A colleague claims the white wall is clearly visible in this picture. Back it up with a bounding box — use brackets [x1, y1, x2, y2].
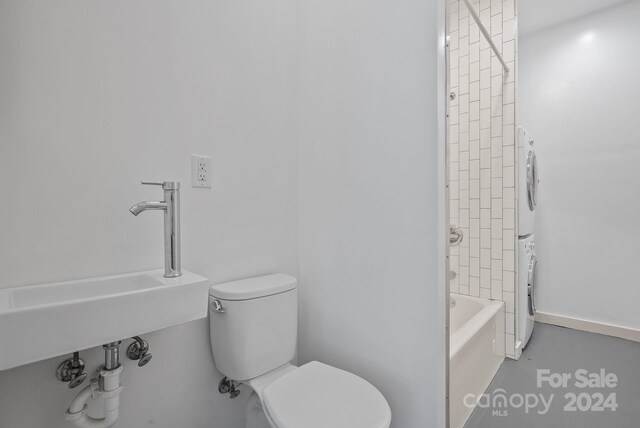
[0, 1, 446, 427]
[519, 0, 640, 330]
[0, 1, 298, 427]
[297, 0, 444, 427]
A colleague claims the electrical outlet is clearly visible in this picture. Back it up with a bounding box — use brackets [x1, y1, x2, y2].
[191, 154, 212, 188]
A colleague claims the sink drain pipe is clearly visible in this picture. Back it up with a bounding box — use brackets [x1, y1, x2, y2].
[66, 342, 124, 428]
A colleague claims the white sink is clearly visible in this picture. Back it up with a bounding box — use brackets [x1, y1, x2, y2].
[0, 270, 209, 371]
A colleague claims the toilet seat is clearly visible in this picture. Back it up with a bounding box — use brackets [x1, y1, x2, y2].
[258, 361, 391, 428]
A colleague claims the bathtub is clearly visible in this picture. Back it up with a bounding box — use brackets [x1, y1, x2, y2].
[449, 293, 505, 428]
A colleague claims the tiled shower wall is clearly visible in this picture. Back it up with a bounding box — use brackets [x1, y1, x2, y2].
[448, 0, 518, 359]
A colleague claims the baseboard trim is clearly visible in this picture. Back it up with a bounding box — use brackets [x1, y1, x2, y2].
[536, 312, 640, 343]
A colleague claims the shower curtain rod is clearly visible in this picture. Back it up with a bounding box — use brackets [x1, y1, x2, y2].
[461, 0, 509, 73]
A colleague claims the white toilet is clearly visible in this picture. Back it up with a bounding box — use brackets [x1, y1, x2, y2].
[209, 274, 392, 428]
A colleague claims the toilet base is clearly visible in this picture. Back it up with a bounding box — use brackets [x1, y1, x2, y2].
[246, 392, 271, 428]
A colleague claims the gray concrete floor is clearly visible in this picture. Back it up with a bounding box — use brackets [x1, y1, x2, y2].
[464, 323, 640, 428]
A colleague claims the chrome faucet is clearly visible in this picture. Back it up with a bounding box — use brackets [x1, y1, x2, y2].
[129, 181, 181, 278]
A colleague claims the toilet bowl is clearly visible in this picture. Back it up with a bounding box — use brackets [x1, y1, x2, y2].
[209, 274, 391, 428]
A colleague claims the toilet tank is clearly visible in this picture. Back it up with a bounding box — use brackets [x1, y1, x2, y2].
[209, 274, 298, 382]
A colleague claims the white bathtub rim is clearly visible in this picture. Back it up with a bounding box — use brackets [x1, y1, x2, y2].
[450, 294, 504, 359]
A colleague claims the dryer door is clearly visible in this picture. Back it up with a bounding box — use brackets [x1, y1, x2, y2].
[527, 255, 538, 316]
[526, 150, 538, 212]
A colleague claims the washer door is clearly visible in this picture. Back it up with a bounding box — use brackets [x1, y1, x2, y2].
[527, 255, 537, 316]
[526, 150, 538, 211]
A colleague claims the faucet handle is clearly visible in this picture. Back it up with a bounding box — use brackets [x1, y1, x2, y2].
[141, 181, 180, 190]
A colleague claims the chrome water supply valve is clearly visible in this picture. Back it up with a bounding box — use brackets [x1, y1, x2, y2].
[219, 377, 241, 399]
[57, 352, 88, 388]
[127, 336, 152, 367]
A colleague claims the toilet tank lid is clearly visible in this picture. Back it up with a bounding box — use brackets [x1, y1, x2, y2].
[209, 274, 297, 301]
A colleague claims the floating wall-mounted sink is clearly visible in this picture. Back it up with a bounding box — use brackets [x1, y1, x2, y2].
[0, 270, 209, 371]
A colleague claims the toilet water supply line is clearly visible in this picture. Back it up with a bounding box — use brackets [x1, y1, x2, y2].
[66, 342, 124, 428]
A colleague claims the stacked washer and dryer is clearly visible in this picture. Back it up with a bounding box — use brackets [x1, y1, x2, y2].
[517, 126, 538, 350]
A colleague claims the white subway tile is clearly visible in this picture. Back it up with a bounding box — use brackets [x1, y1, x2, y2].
[503, 250, 515, 271]
[470, 81, 480, 101]
[450, 13, 459, 31]
[491, 157, 503, 177]
[470, 42, 480, 63]
[492, 197, 502, 218]
[470, 60, 480, 82]
[480, 48, 491, 70]
[506, 313, 514, 334]
[480, 148, 491, 169]
[491, 218, 502, 238]
[459, 171, 469, 188]
[450, 180, 460, 200]
[470, 179, 480, 199]
[480, 129, 491, 149]
[491, 238, 502, 259]
[481, 230, 492, 249]
[491, 259, 503, 279]
[470, 255, 480, 275]
[480, 89, 490, 109]
[503, 187, 515, 208]
[503, 292, 515, 315]
[460, 151, 470, 171]
[470, 139, 480, 160]
[481, 249, 491, 269]
[460, 131, 470, 151]
[491, 0, 503, 14]
[470, 239, 481, 258]
[460, 208, 470, 227]
[450, 105, 459, 124]
[460, 266, 469, 285]
[480, 188, 491, 208]
[503, 103, 515, 125]
[502, 145, 515, 166]
[481, 268, 491, 287]
[470, 276, 480, 297]
[479, 109, 490, 130]
[504, 81, 515, 103]
[503, 208, 515, 229]
[503, 0, 514, 21]
[503, 271, 515, 293]
[491, 177, 502, 198]
[503, 124, 515, 146]
[470, 120, 480, 141]
[491, 75, 503, 97]
[470, 199, 480, 218]
[470, 159, 480, 179]
[469, 22, 480, 44]
[460, 73, 470, 95]
[459, 17, 469, 37]
[460, 190, 469, 207]
[502, 229, 515, 250]
[491, 279, 503, 299]
[480, 168, 491, 188]
[491, 13, 502, 35]
[503, 18, 515, 41]
[503, 166, 515, 187]
[470, 101, 480, 121]
[491, 136, 502, 157]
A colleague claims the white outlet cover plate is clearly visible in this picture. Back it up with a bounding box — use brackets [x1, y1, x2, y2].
[191, 154, 212, 188]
